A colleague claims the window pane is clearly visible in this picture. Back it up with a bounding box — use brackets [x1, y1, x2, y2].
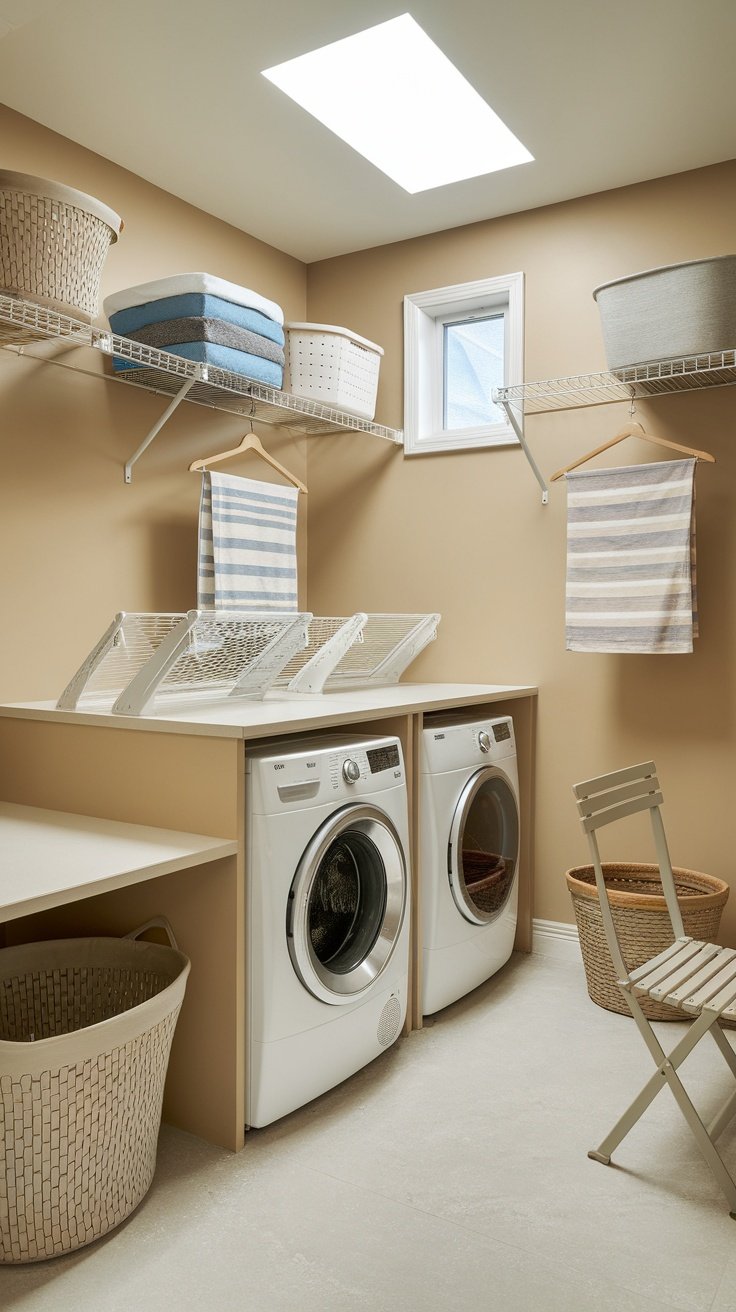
[443, 314, 505, 430]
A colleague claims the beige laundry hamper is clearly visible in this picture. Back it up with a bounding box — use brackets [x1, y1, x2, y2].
[566, 863, 729, 1020]
[0, 170, 122, 328]
[0, 919, 189, 1264]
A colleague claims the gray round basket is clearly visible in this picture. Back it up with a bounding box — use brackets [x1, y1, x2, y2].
[566, 862, 729, 1020]
[0, 919, 189, 1264]
[0, 170, 122, 325]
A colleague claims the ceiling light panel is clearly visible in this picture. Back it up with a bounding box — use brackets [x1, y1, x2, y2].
[262, 13, 533, 194]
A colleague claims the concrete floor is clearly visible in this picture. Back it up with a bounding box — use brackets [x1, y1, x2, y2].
[3, 950, 736, 1311]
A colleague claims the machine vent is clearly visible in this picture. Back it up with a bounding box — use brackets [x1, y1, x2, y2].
[377, 994, 402, 1047]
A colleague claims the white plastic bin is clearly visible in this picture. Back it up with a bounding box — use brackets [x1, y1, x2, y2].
[0, 919, 189, 1263]
[285, 322, 383, 419]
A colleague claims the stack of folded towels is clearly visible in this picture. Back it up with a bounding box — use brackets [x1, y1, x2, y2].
[103, 272, 285, 387]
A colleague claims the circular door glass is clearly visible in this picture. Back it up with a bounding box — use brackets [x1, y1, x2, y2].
[289, 805, 407, 1004]
[449, 769, 519, 925]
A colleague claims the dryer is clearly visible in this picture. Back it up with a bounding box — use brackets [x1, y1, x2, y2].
[420, 715, 520, 1015]
[245, 733, 411, 1127]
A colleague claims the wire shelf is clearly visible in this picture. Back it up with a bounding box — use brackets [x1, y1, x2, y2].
[0, 294, 403, 446]
[494, 351, 736, 415]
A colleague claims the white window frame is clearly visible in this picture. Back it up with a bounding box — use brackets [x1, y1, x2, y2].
[403, 272, 524, 456]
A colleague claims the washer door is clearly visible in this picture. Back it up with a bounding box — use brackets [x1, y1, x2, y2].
[448, 767, 519, 926]
[287, 804, 407, 1005]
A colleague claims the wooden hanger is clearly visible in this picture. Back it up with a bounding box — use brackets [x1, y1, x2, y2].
[550, 420, 715, 482]
[189, 426, 307, 494]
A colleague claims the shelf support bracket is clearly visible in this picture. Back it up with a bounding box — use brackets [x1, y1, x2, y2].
[498, 397, 549, 504]
[124, 378, 196, 483]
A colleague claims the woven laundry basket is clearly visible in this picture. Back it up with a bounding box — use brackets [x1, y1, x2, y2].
[0, 919, 189, 1264]
[566, 863, 729, 1020]
[0, 170, 122, 334]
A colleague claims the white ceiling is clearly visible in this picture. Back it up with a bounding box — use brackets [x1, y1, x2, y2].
[1, 0, 735, 263]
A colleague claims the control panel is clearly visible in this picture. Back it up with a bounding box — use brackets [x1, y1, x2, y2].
[421, 716, 516, 774]
[247, 735, 405, 813]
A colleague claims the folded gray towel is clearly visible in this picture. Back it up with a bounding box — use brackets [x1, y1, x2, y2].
[126, 316, 285, 366]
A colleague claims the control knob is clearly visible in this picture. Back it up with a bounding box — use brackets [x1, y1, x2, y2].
[477, 730, 491, 753]
[342, 758, 361, 783]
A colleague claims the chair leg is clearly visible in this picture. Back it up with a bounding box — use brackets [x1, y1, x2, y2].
[589, 996, 736, 1215]
[711, 1022, 736, 1079]
[589, 1064, 669, 1164]
[661, 1062, 736, 1215]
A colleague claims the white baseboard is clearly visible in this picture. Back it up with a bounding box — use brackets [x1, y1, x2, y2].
[532, 918, 581, 963]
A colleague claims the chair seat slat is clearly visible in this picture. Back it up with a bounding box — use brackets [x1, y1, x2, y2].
[700, 976, 736, 1019]
[628, 936, 693, 984]
[665, 947, 736, 1006]
[648, 943, 722, 1001]
[682, 956, 736, 1013]
[631, 940, 704, 994]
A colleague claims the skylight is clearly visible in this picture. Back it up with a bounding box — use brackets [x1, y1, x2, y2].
[262, 14, 533, 195]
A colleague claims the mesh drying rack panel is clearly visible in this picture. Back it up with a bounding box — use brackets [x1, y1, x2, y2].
[271, 615, 368, 695]
[319, 613, 441, 691]
[112, 611, 311, 715]
[57, 611, 312, 716]
[57, 613, 187, 711]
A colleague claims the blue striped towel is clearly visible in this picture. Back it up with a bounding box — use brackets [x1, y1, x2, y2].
[565, 458, 697, 654]
[198, 472, 299, 612]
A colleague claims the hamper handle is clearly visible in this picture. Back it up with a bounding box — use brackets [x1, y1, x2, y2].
[124, 916, 179, 950]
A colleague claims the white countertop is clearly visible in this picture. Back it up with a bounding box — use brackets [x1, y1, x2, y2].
[0, 682, 537, 739]
[0, 802, 238, 922]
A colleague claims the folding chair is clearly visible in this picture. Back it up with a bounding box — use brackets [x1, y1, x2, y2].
[573, 760, 736, 1217]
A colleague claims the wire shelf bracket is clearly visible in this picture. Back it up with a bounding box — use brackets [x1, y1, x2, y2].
[497, 399, 549, 504]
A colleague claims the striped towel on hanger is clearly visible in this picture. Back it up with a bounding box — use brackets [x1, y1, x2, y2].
[198, 471, 298, 612]
[565, 458, 697, 654]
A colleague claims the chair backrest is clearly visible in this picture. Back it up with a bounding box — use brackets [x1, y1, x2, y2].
[572, 761, 685, 982]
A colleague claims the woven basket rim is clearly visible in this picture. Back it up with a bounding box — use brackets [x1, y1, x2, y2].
[0, 169, 123, 240]
[566, 861, 729, 911]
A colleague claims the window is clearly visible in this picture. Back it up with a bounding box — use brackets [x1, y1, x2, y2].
[403, 272, 524, 455]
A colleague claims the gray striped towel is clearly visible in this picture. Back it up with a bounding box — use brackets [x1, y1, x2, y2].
[198, 471, 298, 612]
[565, 458, 697, 654]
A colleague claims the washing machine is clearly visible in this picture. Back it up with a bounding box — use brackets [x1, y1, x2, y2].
[421, 715, 520, 1015]
[245, 733, 411, 1127]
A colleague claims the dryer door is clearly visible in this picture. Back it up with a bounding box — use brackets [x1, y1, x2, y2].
[448, 767, 519, 926]
[288, 803, 407, 1005]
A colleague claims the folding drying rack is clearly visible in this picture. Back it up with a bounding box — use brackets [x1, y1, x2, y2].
[58, 610, 312, 716]
[57, 611, 440, 716]
[276, 613, 441, 693]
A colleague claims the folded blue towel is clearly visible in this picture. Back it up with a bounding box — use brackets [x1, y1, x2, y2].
[109, 293, 285, 347]
[113, 339, 284, 387]
[124, 316, 285, 366]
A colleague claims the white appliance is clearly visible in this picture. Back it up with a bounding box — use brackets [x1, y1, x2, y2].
[420, 715, 520, 1015]
[245, 733, 411, 1127]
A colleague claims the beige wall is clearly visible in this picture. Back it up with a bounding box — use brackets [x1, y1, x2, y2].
[3, 107, 736, 940]
[0, 106, 307, 701]
[306, 161, 736, 935]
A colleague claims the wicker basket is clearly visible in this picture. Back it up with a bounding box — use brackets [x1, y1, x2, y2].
[0, 920, 189, 1264]
[0, 170, 122, 328]
[566, 862, 729, 1020]
[462, 850, 512, 916]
